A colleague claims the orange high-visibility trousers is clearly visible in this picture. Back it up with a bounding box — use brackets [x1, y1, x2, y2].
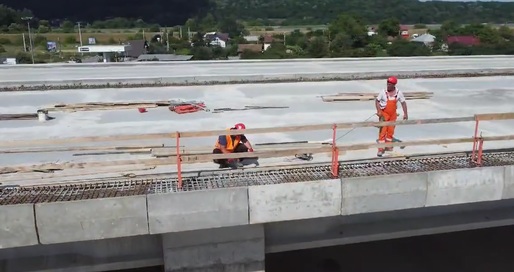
[378, 97, 398, 151]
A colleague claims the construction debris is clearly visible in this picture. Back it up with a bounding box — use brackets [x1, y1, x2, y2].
[321, 92, 433, 102]
[212, 105, 289, 113]
[169, 101, 208, 114]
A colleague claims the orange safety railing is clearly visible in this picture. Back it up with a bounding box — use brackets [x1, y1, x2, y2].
[1, 112, 514, 188]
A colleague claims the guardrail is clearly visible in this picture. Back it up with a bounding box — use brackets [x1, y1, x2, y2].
[1, 112, 514, 188]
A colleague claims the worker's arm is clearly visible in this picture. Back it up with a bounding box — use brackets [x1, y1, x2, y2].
[241, 135, 254, 151]
[217, 136, 230, 153]
[375, 92, 383, 116]
[399, 92, 408, 120]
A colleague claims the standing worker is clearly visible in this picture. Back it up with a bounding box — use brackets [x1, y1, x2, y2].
[375, 76, 408, 157]
[213, 123, 257, 168]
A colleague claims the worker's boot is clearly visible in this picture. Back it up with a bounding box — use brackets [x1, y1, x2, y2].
[377, 148, 385, 157]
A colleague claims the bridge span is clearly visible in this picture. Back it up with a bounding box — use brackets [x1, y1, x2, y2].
[0, 149, 514, 272]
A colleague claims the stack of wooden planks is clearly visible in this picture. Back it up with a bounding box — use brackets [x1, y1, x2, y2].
[45, 101, 173, 112]
[321, 91, 434, 102]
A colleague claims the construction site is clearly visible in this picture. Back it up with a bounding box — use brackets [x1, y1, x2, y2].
[1, 56, 514, 272]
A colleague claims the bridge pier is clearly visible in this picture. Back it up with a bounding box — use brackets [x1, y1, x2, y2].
[162, 225, 265, 272]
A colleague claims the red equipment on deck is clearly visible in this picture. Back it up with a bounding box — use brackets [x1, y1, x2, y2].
[169, 102, 206, 114]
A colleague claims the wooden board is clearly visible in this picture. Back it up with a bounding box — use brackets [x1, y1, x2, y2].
[321, 92, 434, 102]
[0, 113, 38, 121]
[45, 100, 172, 112]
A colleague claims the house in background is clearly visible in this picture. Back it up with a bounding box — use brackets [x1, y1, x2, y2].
[263, 35, 274, 50]
[399, 25, 409, 39]
[244, 35, 260, 42]
[124, 40, 146, 59]
[446, 36, 480, 46]
[411, 33, 436, 46]
[204, 32, 230, 48]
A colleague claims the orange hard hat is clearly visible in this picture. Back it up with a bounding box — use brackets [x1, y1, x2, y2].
[387, 76, 398, 85]
[234, 123, 246, 130]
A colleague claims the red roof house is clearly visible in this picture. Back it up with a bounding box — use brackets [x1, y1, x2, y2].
[446, 36, 480, 46]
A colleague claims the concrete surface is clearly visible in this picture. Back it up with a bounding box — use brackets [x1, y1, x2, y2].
[146, 188, 249, 234]
[248, 179, 342, 224]
[0, 204, 39, 249]
[341, 173, 428, 215]
[1, 56, 514, 86]
[425, 167, 504, 206]
[504, 165, 514, 199]
[35, 195, 149, 244]
[162, 225, 265, 272]
[2, 76, 514, 185]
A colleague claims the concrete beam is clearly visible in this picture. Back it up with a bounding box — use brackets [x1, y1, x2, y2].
[162, 224, 265, 272]
[503, 165, 514, 199]
[146, 187, 249, 234]
[248, 179, 342, 224]
[35, 196, 149, 244]
[341, 173, 428, 215]
[0, 204, 39, 249]
[425, 167, 504, 207]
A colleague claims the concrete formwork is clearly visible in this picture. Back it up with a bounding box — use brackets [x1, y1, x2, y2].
[0, 204, 39, 249]
[503, 165, 514, 199]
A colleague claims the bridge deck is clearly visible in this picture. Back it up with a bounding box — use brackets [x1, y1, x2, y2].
[1, 149, 513, 205]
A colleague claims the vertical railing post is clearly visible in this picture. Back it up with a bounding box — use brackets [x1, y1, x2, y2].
[471, 119, 480, 163]
[477, 136, 484, 166]
[176, 131, 183, 189]
[331, 124, 339, 178]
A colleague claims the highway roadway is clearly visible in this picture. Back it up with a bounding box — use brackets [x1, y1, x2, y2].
[1, 56, 514, 84]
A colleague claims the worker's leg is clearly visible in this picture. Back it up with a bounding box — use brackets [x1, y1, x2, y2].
[212, 148, 230, 168]
[234, 143, 258, 161]
[385, 114, 397, 151]
[377, 114, 389, 156]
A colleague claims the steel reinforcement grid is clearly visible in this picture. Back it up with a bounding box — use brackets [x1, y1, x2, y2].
[1, 150, 514, 205]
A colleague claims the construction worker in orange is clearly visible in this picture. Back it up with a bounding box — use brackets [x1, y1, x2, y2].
[213, 123, 257, 168]
[375, 76, 408, 157]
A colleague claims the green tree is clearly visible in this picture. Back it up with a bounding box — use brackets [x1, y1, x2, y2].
[61, 20, 75, 33]
[307, 36, 328, 58]
[378, 18, 400, 37]
[328, 13, 368, 48]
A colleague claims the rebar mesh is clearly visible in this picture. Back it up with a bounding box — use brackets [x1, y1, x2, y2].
[1, 151, 513, 205]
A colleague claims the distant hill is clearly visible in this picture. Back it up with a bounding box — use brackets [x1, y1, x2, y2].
[214, 0, 514, 24]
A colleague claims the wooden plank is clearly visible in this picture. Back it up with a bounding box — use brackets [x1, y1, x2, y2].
[0, 146, 334, 175]
[0, 145, 166, 154]
[0, 113, 38, 121]
[45, 100, 172, 112]
[475, 112, 514, 121]
[2, 113, 513, 148]
[321, 92, 434, 102]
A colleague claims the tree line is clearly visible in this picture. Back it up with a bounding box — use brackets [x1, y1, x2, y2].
[3, 0, 514, 31]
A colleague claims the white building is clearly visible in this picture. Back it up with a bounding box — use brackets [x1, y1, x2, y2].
[77, 45, 132, 62]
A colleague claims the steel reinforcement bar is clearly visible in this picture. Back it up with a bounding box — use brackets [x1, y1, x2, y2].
[1, 149, 514, 205]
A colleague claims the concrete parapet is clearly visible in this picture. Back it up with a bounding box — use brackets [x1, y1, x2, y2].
[502, 165, 514, 199]
[0, 204, 39, 249]
[35, 195, 149, 244]
[162, 224, 265, 272]
[425, 167, 504, 207]
[248, 179, 342, 224]
[341, 173, 428, 215]
[147, 187, 249, 234]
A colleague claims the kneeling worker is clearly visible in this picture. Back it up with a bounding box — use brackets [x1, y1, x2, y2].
[213, 123, 256, 168]
[375, 76, 408, 157]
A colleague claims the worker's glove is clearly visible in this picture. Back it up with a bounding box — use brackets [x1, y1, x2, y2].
[403, 114, 408, 120]
[248, 148, 254, 152]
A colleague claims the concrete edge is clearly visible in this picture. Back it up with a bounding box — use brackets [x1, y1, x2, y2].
[2, 68, 514, 90]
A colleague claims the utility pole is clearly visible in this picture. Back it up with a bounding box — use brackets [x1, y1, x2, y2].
[21, 17, 35, 64]
[77, 22, 83, 46]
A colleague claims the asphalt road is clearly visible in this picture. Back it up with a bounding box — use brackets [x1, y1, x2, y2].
[1, 56, 514, 83]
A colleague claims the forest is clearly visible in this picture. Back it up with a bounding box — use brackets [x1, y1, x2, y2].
[2, 0, 514, 28]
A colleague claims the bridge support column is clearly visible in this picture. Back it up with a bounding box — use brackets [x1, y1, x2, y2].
[162, 224, 265, 272]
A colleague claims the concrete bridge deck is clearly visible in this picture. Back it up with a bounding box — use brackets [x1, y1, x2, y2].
[0, 150, 513, 271]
